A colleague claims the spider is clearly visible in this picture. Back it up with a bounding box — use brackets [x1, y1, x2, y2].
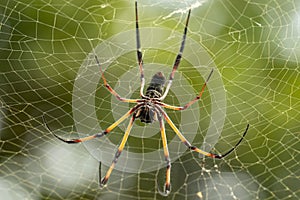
[43, 1, 249, 196]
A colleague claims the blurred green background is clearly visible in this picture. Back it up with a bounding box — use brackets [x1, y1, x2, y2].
[0, 0, 299, 199]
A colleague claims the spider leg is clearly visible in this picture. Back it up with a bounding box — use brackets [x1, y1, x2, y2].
[135, 1, 146, 98]
[95, 55, 143, 103]
[156, 106, 249, 158]
[157, 69, 214, 111]
[98, 161, 102, 187]
[159, 9, 191, 101]
[157, 113, 171, 196]
[43, 104, 141, 144]
[100, 115, 135, 187]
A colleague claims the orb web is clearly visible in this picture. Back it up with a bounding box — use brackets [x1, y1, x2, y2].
[1, 0, 300, 199]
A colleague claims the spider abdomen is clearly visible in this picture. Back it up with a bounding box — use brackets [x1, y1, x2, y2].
[144, 72, 166, 99]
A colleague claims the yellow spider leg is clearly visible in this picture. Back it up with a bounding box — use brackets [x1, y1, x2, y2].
[158, 106, 249, 158]
[44, 104, 141, 144]
[100, 115, 135, 187]
[161, 109, 214, 157]
[158, 115, 171, 195]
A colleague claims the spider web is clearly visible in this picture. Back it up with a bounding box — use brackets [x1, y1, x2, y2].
[1, 0, 300, 199]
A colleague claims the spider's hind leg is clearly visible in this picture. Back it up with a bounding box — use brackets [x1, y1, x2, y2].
[159, 9, 191, 101]
[135, 1, 146, 98]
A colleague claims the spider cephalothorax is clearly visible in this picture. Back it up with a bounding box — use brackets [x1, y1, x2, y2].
[43, 1, 249, 196]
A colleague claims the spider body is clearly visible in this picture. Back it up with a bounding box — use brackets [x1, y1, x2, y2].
[43, 1, 249, 196]
[136, 72, 166, 123]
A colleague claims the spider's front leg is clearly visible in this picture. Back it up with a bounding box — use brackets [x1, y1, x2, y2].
[100, 115, 136, 187]
[155, 105, 249, 159]
[157, 112, 171, 196]
[43, 104, 141, 144]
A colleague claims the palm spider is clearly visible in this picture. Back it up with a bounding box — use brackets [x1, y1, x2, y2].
[43, 1, 249, 195]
